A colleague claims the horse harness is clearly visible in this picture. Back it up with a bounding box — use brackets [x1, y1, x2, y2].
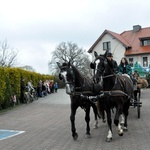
[71, 74, 130, 104]
[61, 64, 130, 103]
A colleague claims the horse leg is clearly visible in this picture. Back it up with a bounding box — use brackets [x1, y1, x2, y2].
[97, 99, 106, 123]
[85, 103, 91, 138]
[70, 104, 78, 140]
[122, 101, 130, 131]
[106, 109, 113, 142]
[91, 103, 98, 129]
[120, 114, 125, 125]
[101, 108, 106, 123]
[114, 106, 124, 136]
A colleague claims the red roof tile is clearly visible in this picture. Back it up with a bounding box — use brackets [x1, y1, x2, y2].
[107, 30, 131, 47]
[121, 27, 150, 55]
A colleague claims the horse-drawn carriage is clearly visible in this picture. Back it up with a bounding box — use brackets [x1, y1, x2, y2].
[131, 70, 149, 118]
[57, 50, 145, 142]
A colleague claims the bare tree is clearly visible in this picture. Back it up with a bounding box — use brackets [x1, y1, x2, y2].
[0, 40, 18, 67]
[20, 65, 36, 72]
[49, 41, 92, 77]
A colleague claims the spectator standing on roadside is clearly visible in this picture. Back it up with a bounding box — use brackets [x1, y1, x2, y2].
[49, 81, 54, 93]
[27, 80, 34, 92]
[54, 82, 58, 93]
[42, 81, 47, 97]
[20, 78, 26, 103]
[37, 80, 42, 97]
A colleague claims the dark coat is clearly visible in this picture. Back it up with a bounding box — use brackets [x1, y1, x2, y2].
[108, 59, 118, 73]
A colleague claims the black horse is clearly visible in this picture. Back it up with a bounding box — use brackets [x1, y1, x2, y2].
[90, 51, 134, 142]
[57, 61, 102, 140]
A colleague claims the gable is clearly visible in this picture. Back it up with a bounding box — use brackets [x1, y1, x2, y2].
[88, 30, 130, 53]
[89, 33, 125, 64]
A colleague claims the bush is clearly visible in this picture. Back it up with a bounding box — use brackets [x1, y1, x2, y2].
[0, 67, 54, 110]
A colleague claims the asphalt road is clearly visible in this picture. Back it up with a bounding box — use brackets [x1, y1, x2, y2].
[0, 88, 150, 150]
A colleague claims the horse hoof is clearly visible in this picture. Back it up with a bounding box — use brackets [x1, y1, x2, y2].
[103, 119, 106, 123]
[93, 124, 98, 129]
[73, 133, 78, 140]
[118, 132, 124, 136]
[106, 137, 112, 142]
[123, 127, 128, 132]
[120, 123, 124, 126]
[85, 134, 91, 139]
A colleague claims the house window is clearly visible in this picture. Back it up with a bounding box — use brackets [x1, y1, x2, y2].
[141, 39, 150, 46]
[103, 42, 111, 50]
[143, 57, 148, 67]
[129, 58, 133, 67]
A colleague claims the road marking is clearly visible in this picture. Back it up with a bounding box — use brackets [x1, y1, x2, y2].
[0, 129, 25, 141]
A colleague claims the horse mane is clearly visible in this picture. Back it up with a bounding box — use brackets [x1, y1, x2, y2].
[62, 62, 68, 67]
[70, 64, 83, 76]
[71, 64, 85, 83]
[70, 64, 93, 86]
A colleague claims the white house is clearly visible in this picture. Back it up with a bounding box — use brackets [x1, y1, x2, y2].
[88, 25, 150, 70]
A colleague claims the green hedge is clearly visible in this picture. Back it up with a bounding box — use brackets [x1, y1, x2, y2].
[0, 68, 5, 107]
[0, 67, 54, 109]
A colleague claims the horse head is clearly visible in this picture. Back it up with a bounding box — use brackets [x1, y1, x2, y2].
[57, 61, 75, 94]
[90, 50, 114, 84]
[133, 71, 140, 80]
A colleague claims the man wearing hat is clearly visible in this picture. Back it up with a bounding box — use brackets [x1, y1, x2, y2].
[106, 52, 118, 73]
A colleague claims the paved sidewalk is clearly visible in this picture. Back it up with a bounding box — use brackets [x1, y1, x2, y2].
[0, 89, 150, 150]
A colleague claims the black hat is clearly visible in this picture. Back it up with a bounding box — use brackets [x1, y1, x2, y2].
[106, 52, 113, 57]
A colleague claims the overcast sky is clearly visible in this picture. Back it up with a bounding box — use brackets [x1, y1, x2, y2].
[0, 0, 149, 74]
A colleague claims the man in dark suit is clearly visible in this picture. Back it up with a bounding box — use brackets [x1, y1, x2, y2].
[106, 52, 118, 73]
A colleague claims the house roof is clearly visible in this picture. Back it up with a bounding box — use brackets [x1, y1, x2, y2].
[88, 26, 150, 56]
[121, 27, 150, 55]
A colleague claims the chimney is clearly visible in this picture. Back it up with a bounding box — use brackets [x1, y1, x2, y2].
[133, 25, 141, 32]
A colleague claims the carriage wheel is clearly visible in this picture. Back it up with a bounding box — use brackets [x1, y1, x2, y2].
[136, 96, 140, 119]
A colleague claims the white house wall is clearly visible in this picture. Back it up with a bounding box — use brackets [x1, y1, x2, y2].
[129, 54, 150, 67]
[91, 33, 125, 65]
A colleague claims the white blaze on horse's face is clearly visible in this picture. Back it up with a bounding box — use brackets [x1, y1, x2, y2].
[95, 59, 100, 75]
[61, 71, 67, 83]
[60, 70, 74, 94]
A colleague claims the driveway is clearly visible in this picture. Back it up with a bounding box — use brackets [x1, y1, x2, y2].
[0, 88, 150, 150]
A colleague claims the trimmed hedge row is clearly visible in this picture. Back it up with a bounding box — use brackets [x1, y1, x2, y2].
[0, 67, 54, 109]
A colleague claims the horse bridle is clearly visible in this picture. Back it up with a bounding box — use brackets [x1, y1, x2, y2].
[94, 56, 118, 92]
[60, 65, 75, 85]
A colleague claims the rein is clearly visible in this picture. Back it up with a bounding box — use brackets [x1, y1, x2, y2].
[103, 74, 115, 79]
[64, 81, 74, 85]
[102, 74, 118, 95]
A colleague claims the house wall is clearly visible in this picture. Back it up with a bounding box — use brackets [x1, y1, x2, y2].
[90, 34, 125, 65]
[127, 54, 150, 67]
